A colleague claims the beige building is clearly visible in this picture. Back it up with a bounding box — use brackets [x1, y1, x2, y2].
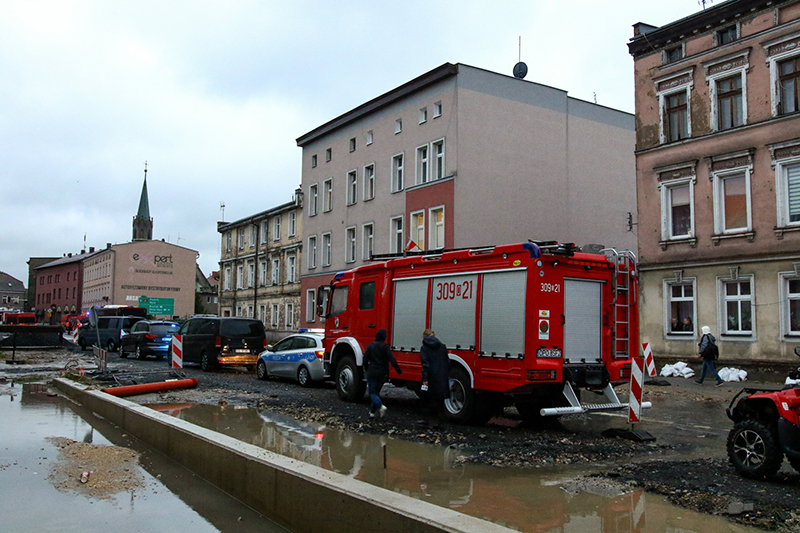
[629, 0, 800, 363]
[297, 62, 637, 328]
[82, 240, 198, 318]
[217, 192, 303, 342]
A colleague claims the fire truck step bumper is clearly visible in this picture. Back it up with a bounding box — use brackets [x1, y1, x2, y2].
[539, 382, 652, 417]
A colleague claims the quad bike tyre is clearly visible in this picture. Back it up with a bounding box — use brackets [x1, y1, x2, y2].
[727, 419, 783, 479]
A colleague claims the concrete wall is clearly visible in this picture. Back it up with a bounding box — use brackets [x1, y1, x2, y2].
[54, 378, 513, 533]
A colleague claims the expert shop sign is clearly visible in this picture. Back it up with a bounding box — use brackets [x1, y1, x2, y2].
[130, 252, 174, 274]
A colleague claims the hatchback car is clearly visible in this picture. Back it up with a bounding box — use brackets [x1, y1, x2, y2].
[175, 316, 266, 371]
[256, 333, 327, 387]
[120, 320, 180, 360]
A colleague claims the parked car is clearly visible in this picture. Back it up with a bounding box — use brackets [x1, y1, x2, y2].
[174, 316, 266, 372]
[120, 320, 180, 360]
[77, 315, 144, 352]
[256, 332, 327, 387]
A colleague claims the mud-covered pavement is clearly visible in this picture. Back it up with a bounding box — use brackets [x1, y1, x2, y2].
[4, 346, 800, 531]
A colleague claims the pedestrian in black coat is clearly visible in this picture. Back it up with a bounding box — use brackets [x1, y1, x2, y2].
[420, 329, 450, 418]
[363, 328, 402, 418]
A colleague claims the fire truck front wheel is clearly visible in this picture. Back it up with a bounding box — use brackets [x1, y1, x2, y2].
[336, 356, 366, 402]
[444, 366, 476, 424]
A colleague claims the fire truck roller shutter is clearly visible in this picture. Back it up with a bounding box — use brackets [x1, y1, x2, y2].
[480, 270, 526, 357]
[563, 279, 603, 364]
[392, 279, 428, 350]
[430, 274, 478, 350]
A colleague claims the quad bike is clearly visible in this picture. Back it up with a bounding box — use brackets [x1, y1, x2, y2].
[726, 347, 800, 478]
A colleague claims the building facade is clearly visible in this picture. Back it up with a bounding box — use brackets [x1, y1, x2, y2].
[217, 192, 303, 342]
[296, 63, 637, 328]
[0, 271, 26, 311]
[629, 0, 800, 363]
[25, 257, 57, 312]
[33, 250, 98, 323]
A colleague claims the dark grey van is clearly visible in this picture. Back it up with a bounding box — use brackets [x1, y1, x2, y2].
[176, 316, 266, 372]
[77, 315, 144, 352]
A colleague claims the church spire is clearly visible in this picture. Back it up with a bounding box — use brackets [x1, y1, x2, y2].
[132, 162, 153, 241]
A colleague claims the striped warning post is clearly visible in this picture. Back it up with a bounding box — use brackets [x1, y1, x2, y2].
[628, 356, 645, 423]
[171, 335, 183, 369]
[72, 328, 79, 344]
[641, 342, 656, 377]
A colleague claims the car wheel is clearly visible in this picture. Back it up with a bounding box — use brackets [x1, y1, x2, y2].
[136, 346, 146, 360]
[297, 366, 312, 388]
[119, 345, 128, 358]
[727, 419, 783, 479]
[443, 366, 477, 424]
[106, 339, 116, 352]
[201, 352, 215, 372]
[335, 356, 365, 402]
[78, 338, 87, 351]
[256, 360, 269, 380]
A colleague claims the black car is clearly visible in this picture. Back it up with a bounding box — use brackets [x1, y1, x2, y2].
[77, 315, 144, 352]
[120, 320, 180, 360]
[174, 316, 266, 372]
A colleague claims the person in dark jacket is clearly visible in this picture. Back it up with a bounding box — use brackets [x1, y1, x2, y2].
[420, 329, 450, 418]
[696, 325, 724, 386]
[363, 328, 402, 418]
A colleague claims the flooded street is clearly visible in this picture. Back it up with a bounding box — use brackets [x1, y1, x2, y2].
[0, 381, 287, 533]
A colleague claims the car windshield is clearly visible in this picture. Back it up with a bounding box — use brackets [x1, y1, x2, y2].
[150, 324, 180, 335]
[221, 320, 265, 337]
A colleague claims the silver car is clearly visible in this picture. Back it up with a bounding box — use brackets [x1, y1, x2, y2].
[256, 333, 327, 387]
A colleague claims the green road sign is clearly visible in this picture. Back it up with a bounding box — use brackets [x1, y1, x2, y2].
[138, 297, 175, 316]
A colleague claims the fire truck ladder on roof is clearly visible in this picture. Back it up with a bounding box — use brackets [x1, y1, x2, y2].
[602, 248, 636, 360]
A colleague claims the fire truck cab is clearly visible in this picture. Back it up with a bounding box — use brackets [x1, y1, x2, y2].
[318, 242, 638, 424]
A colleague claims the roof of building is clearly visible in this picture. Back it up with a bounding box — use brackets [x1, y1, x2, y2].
[217, 197, 300, 233]
[136, 176, 151, 221]
[36, 250, 102, 270]
[0, 271, 25, 291]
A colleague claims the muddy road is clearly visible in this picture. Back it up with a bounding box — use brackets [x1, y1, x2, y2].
[3, 346, 800, 531]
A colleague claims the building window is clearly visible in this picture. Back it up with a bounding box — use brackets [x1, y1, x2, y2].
[236, 305, 242, 317]
[271, 258, 280, 285]
[429, 206, 445, 249]
[287, 255, 296, 283]
[272, 215, 281, 241]
[779, 57, 800, 115]
[392, 154, 404, 192]
[366, 130, 373, 145]
[419, 107, 427, 124]
[224, 267, 231, 290]
[345, 227, 356, 263]
[285, 303, 295, 328]
[259, 260, 267, 285]
[364, 164, 375, 200]
[288, 211, 296, 237]
[660, 178, 694, 240]
[434, 101, 442, 118]
[775, 159, 800, 227]
[410, 211, 425, 251]
[259, 305, 266, 323]
[347, 170, 357, 205]
[666, 279, 695, 335]
[311, 154, 317, 168]
[663, 45, 683, 65]
[236, 264, 244, 289]
[656, 70, 693, 144]
[665, 91, 688, 142]
[226, 232, 232, 252]
[271, 304, 279, 327]
[781, 272, 800, 336]
[432, 139, 445, 180]
[720, 277, 753, 335]
[349, 137, 356, 152]
[717, 25, 737, 46]
[713, 170, 751, 234]
[248, 305, 253, 318]
[395, 118, 402, 134]
[261, 220, 268, 243]
[309, 184, 318, 216]
[323, 179, 333, 212]
[362, 223, 374, 260]
[390, 216, 403, 254]
[238, 228, 245, 250]
[308, 236, 317, 269]
[250, 226, 256, 248]
[714, 73, 744, 131]
[306, 289, 317, 323]
[247, 261, 255, 288]
[416, 144, 429, 184]
[325, 148, 332, 162]
[322, 233, 332, 266]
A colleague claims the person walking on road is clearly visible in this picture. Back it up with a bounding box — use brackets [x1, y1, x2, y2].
[420, 329, 450, 420]
[363, 328, 402, 419]
[696, 325, 724, 386]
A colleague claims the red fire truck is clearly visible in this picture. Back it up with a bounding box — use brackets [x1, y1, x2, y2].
[317, 241, 639, 424]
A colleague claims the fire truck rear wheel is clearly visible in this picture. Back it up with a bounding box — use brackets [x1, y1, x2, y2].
[336, 355, 366, 402]
[443, 366, 476, 424]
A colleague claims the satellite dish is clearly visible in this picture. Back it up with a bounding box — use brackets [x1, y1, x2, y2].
[513, 62, 528, 79]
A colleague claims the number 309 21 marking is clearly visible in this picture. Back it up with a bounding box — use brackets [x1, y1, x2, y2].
[540, 283, 561, 293]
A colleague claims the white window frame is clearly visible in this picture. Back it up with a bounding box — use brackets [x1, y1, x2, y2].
[250, 225, 256, 248]
[346, 170, 357, 205]
[712, 167, 752, 235]
[247, 261, 255, 288]
[306, 288, 317, 323]
[288, 211, 296, 237]
[270, 304, 279, 327]
[780, 268, 800, 337]
[272, 215, 281, 241]
[307, 236, 317, 269]
[322, 232, 332, 266]
[432, 138, 445, 180]
[366, 130, 373, 145]
[363, 164, 375, 201]
[287, 255, 296, 283]
[655, 68, 693, 144]
[285, 302, 294, 328]
[390, 216, 403, 254]
[659, 175, 696, 241]
[238, 228, 245, 250]
[311, 154, 317, 168]
[259, 304, 266, 323]
[349, 137, 356, 152]
[247, 305, 253, 318]
[261, 220, 268, 243]
[345, 226, 357, 263]
[362, 223, 374, 261]
[309, 184, 319, 216]
[775, 155, 800, 228]
[323, 178, 333, 212]
[236, 263, 244, 289]
[271, 258, 280, 285]
[225, 232, 232, 252]
[706, 52, 748, 132]
[410, 210, 425, 251]
[259, 260, 267, 286]
[416, 144, 429, 185]
[325, 148, 331, 162]
[419, 107, 428, 124]
[764, 31, 800, 117]
[663, 277, 696, 336]
[391, 153, 404, 192]
[429, 206, 445, 250]
[395, 118, 402, 134]
[224, 266, 231, 291]
[434, 101, 442, 118]
[717, 274, 755, 337]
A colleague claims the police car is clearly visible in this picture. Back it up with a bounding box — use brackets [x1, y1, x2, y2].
[256, 330, 327, 387]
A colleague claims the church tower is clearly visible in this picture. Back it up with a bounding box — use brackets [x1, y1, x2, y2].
[132, 163, 153, 241]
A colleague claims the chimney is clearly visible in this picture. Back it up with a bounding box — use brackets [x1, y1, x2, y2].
[68, 253, 72, 257]
[106, 242, 111, 249]
[89, 247, 95, 253]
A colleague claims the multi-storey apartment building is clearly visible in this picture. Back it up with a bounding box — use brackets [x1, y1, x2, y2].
[217, 191, 303, 342]
[629, 0, 800, 363]
[34, 250, 98, 323]
[297, 62, 637, 327]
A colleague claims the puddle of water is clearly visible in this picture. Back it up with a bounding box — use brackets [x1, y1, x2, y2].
[0, 382, 287, 533]
[161, 402, 762, 533]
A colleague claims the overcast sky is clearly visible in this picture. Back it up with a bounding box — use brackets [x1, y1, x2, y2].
[0, 0, 707, 286]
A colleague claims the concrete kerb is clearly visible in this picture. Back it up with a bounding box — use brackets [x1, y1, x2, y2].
[53, 377, 513, 533]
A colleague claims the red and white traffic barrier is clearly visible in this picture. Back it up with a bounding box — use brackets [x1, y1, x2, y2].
[628, 356, 645, 423]
[641, 342, 656, 377]
[171, 335, 183, 369]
